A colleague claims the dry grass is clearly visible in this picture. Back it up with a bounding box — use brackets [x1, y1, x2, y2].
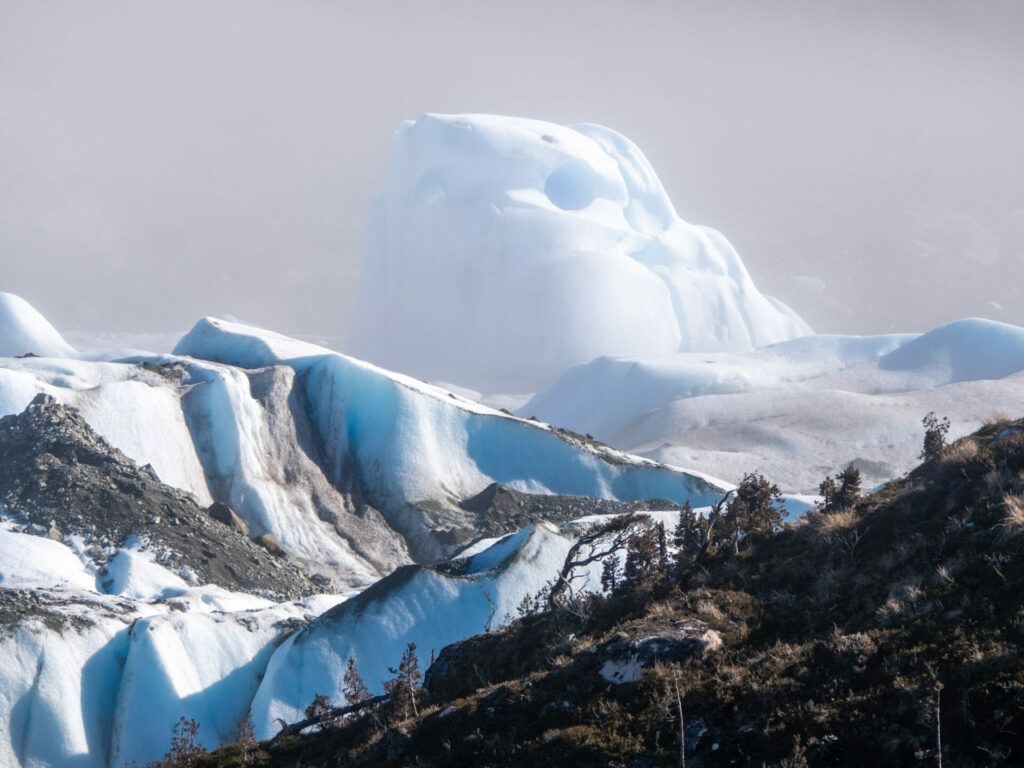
[695, 599, 724, 621]
[934, 563, 956, 584]
[983, 468, 1014, 496]
[644, 600, 678, 620]
[984, 410, 1012, 427]
[998, 494, 1024, 542]
[874, 596, 906, 626]
[809, 507, 859, 538]
[943, 438, 979, 464]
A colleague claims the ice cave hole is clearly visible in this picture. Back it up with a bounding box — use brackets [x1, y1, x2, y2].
[544, 158, 599, 211]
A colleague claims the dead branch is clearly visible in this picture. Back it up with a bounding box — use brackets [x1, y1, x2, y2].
[270, 693, 390, 743]
[546, 513, 653, 611]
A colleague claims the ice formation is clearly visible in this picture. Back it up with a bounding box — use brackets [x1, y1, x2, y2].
[523, 318, 1024, 490]
[248, 522, 580, 736]
[174, 317, 726, 562]
[0, 513, 612, 764]
[0, 292, 75, 359]
[2, 291, 1023, 766]
[349, 114, 811, 391]
[0, 517, 334, 767]
[1, 303, 724, 589]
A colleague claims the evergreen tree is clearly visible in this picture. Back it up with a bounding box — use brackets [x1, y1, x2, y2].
[151, 717, 205, 767]
[672, 502, 701, 567]
[600, 552, 620, 594]
[920, 412, 950, 463]
[234, 710, 257, 767]
[304, 693, 336, 726]
[723, 472, 784, 554]
[623, 527, 660, 588]
[818, 476, 839, 511]
[656, 521, 668, 568]
[836, 464, 861, 508]
[342, 656, 371, 705]
[382, 642, 422, 721]
[818, 464, 861, 513]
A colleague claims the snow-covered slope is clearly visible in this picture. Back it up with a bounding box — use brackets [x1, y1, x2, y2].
[349, 114, 810, 391]
[0, 358, 213, 505]
[523, 319, 1024, 491]
[0, 293, 75, 359]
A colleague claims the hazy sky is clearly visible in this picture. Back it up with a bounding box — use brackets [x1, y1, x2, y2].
[1, 0, 1022, 340]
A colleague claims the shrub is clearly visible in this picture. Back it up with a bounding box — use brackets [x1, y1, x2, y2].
[148, 717, 205, 768]
[920, 412, 950, 463]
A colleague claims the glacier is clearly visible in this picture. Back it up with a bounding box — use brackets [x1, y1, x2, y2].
[349, 114, 811, 391]
[172, 316, 726, 563]
[0, 297, 733, 766]
[249, 521, 579, 737]
[523, 318, 1024, 491]
[0, 503, 624, 764]
[0, 310, 723, 591]
[0, 516, 342, 768]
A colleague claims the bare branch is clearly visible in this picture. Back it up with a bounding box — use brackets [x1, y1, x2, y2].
[270, 693, 390, 743]
[547, 513, 654, 611]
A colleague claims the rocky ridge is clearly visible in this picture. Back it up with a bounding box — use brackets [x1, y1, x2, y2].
[0, 394, 319, 600]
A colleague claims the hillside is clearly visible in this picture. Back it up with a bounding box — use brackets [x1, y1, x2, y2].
[198, 416, 1024, 767]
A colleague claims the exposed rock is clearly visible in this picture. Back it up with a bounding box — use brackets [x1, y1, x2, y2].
[138, 360, 187, 382]
[254, 533, 286, 558]
[0, 587, 135, 635]
[459, 482, 685, 541]
[384, 728, 413, 762]
[182, 364, 411, 584]
[594, 618, 722, 685]
[0, 397, 317, 600]
[208, 501, 249, 537]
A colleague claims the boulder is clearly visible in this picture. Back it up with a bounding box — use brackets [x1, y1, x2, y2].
[253, 533, 286, 558]
[207, 501, 249, 537]
[596, 618, 722, 685]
